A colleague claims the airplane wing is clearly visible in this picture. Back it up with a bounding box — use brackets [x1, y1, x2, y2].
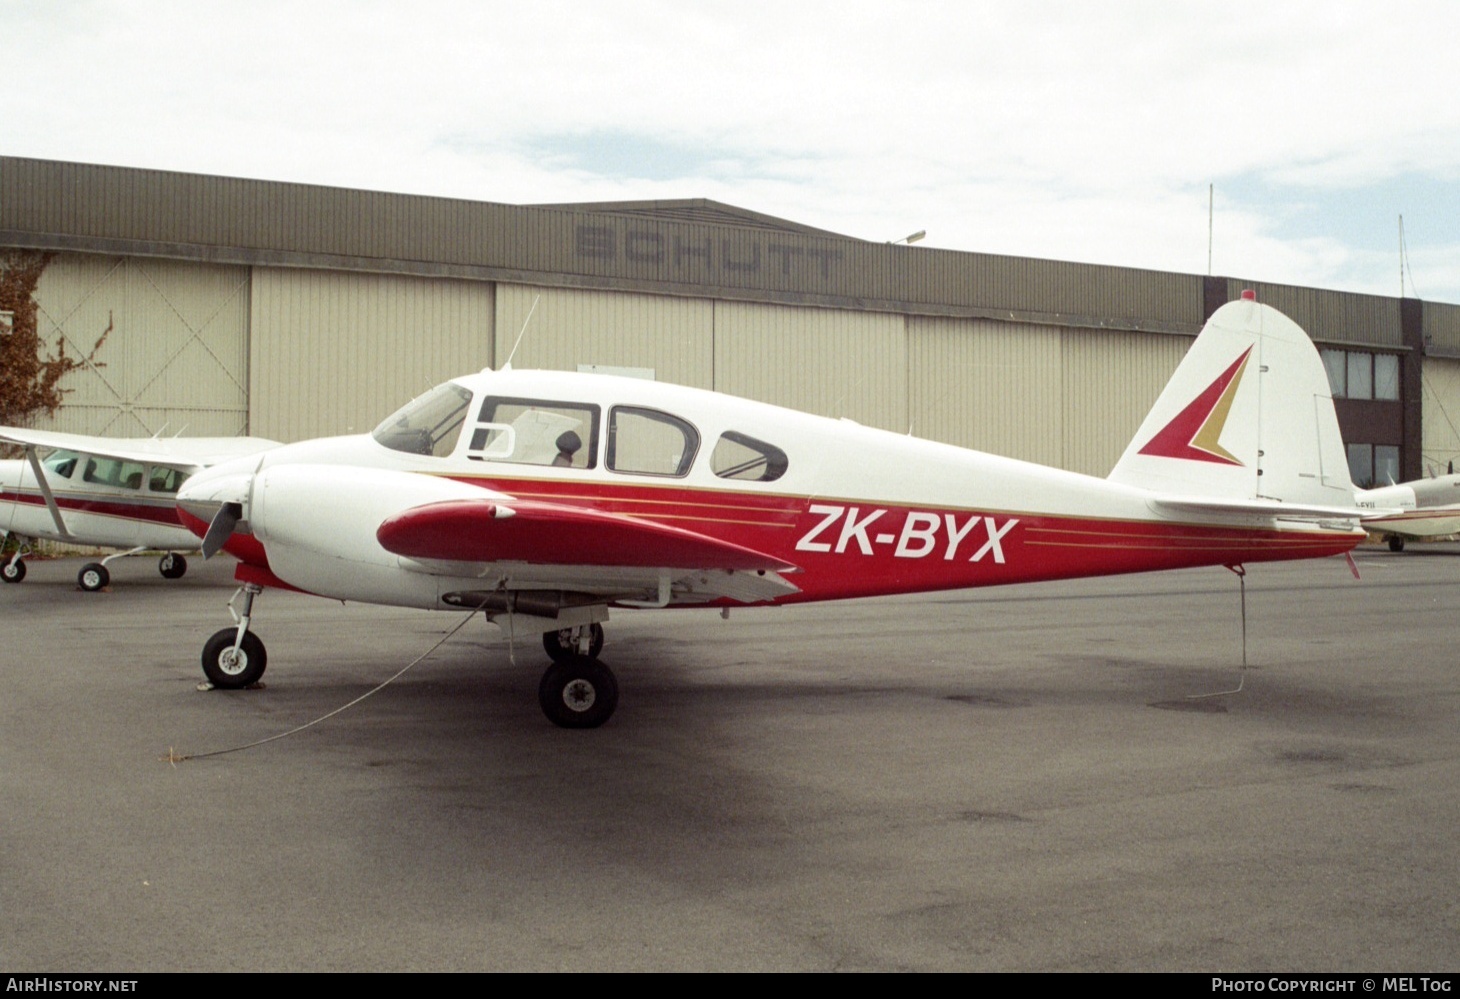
[376, 497, 801, 604]
[0, 426, 279, 470]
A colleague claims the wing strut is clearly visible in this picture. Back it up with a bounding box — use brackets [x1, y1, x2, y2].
[23, 446, 71, 539]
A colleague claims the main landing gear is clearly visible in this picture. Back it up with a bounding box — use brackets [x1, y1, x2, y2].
[2, 534, 29, 583]
[538, 623, 616, 729]
[8, 549, 188, 590]
[76, 546, 148, 592]
[2, 554, 25, 583]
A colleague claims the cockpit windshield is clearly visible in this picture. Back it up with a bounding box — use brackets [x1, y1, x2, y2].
[42, 449, 80, 479]
[372, 382, 472, 457]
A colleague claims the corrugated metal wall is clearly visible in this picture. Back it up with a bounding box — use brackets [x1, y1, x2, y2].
[1421, 357, 1460, 471]
[493, 284, 714, 387]
[31, 253, 250, 436]
[908, 318, 1189, 476]
[712, 301, 907, 433]
[0, 157, 1206, 330]
[908, 317, 1065, 467]
[1423, 301, 1460, 354]
[249, 269, 494, 442]
[1062, 331, 1190, 476]
[1230, 279, 1403, 347]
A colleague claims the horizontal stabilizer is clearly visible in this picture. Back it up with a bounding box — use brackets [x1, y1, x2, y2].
[377, 498, 801, 573]
[1150, 495, 1376, 523]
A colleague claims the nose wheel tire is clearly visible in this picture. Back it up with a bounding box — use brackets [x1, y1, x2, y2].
[159, 553, 188, 579]
[78, 563, 109, 592]
[1387, 535, 1406, 552]
[543, 623, 605, 663]
[201, 628, 268, 688]
[538, 656, 618, 729]
[1, 560, 24, 583]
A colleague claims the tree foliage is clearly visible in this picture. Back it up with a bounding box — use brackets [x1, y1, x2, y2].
[0, 251, 108, 427]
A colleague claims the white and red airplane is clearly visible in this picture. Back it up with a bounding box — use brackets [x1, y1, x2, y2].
[0, 428, 279, 589]
[176, 295, 1369, 728]
[1357, 472, 1460, 551]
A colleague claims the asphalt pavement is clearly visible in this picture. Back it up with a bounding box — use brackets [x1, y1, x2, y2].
[2, 544, 1457, 971]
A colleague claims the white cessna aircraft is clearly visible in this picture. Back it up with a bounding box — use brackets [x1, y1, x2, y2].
[177, 295, 1369, 728]
[0, 428, 279, 589]
[1357, 471, 1460, 551]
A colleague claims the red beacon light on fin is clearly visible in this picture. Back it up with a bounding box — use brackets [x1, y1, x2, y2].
[1241, 289, 1256, 301]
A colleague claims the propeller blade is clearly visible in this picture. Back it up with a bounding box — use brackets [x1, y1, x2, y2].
[201, 502, 242, 559]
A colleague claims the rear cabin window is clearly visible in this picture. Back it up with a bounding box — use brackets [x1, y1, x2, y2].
[372, 382, 472, 457]
[711, 431, 788, 482]
[469, 398, 600, 469]
[607, 407, 699, 478]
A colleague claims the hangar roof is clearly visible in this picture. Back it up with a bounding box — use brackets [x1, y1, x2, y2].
[3, 155, 1455, 348]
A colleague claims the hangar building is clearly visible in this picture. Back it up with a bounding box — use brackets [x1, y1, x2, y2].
[3, 155, 1459, 487]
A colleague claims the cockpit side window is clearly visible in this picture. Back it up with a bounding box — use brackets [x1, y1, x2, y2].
[149, 466, 186, 493]
[42, 449, 79, 479]
[711, 431, 788, 482]
[470, 397, 600, 469]
[607, 407, 699, 477]
[372, 382, 472, 457]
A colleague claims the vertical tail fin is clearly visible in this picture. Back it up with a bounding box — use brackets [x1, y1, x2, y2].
[1108, 297, 1352, 509]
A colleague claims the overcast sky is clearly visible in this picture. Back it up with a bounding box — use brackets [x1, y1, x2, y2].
[5, 1, 1458, 303]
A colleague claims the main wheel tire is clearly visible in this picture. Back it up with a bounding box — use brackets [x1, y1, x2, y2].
[78, 563, 109, 592]
[538, 656, 618, 729]
[1, 560, 24, 583]
[201, 628, 268, 688]
[159, 552, 188, 579]
[542, 623, 605, 663]
[1388, 535, 1406, 552]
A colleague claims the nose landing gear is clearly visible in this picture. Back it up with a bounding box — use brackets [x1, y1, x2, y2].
[200, 583, 267, 688]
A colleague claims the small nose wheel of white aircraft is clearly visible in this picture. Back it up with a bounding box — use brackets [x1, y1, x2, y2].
[1, 558, 25, 583]
[159, 552, 188, 579]
[542, 623, 605, 663]
[77, 563, 109, 592]
[538, 656, 618, 729]
[1387, 535, 1406, 552]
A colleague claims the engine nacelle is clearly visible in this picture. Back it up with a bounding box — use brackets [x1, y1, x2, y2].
[249, 464, 509, 607]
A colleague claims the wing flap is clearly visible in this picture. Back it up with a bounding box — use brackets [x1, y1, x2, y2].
[377, 498, 801, 574]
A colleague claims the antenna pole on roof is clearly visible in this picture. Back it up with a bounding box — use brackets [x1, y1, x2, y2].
[504, 295, 541, 370]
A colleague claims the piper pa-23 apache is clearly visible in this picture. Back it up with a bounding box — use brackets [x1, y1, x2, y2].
[177, 294, 1370, 728]
[0, 428, 279, 589]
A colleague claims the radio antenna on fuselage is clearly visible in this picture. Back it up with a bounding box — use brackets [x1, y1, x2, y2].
[503, 295, 541, 371]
